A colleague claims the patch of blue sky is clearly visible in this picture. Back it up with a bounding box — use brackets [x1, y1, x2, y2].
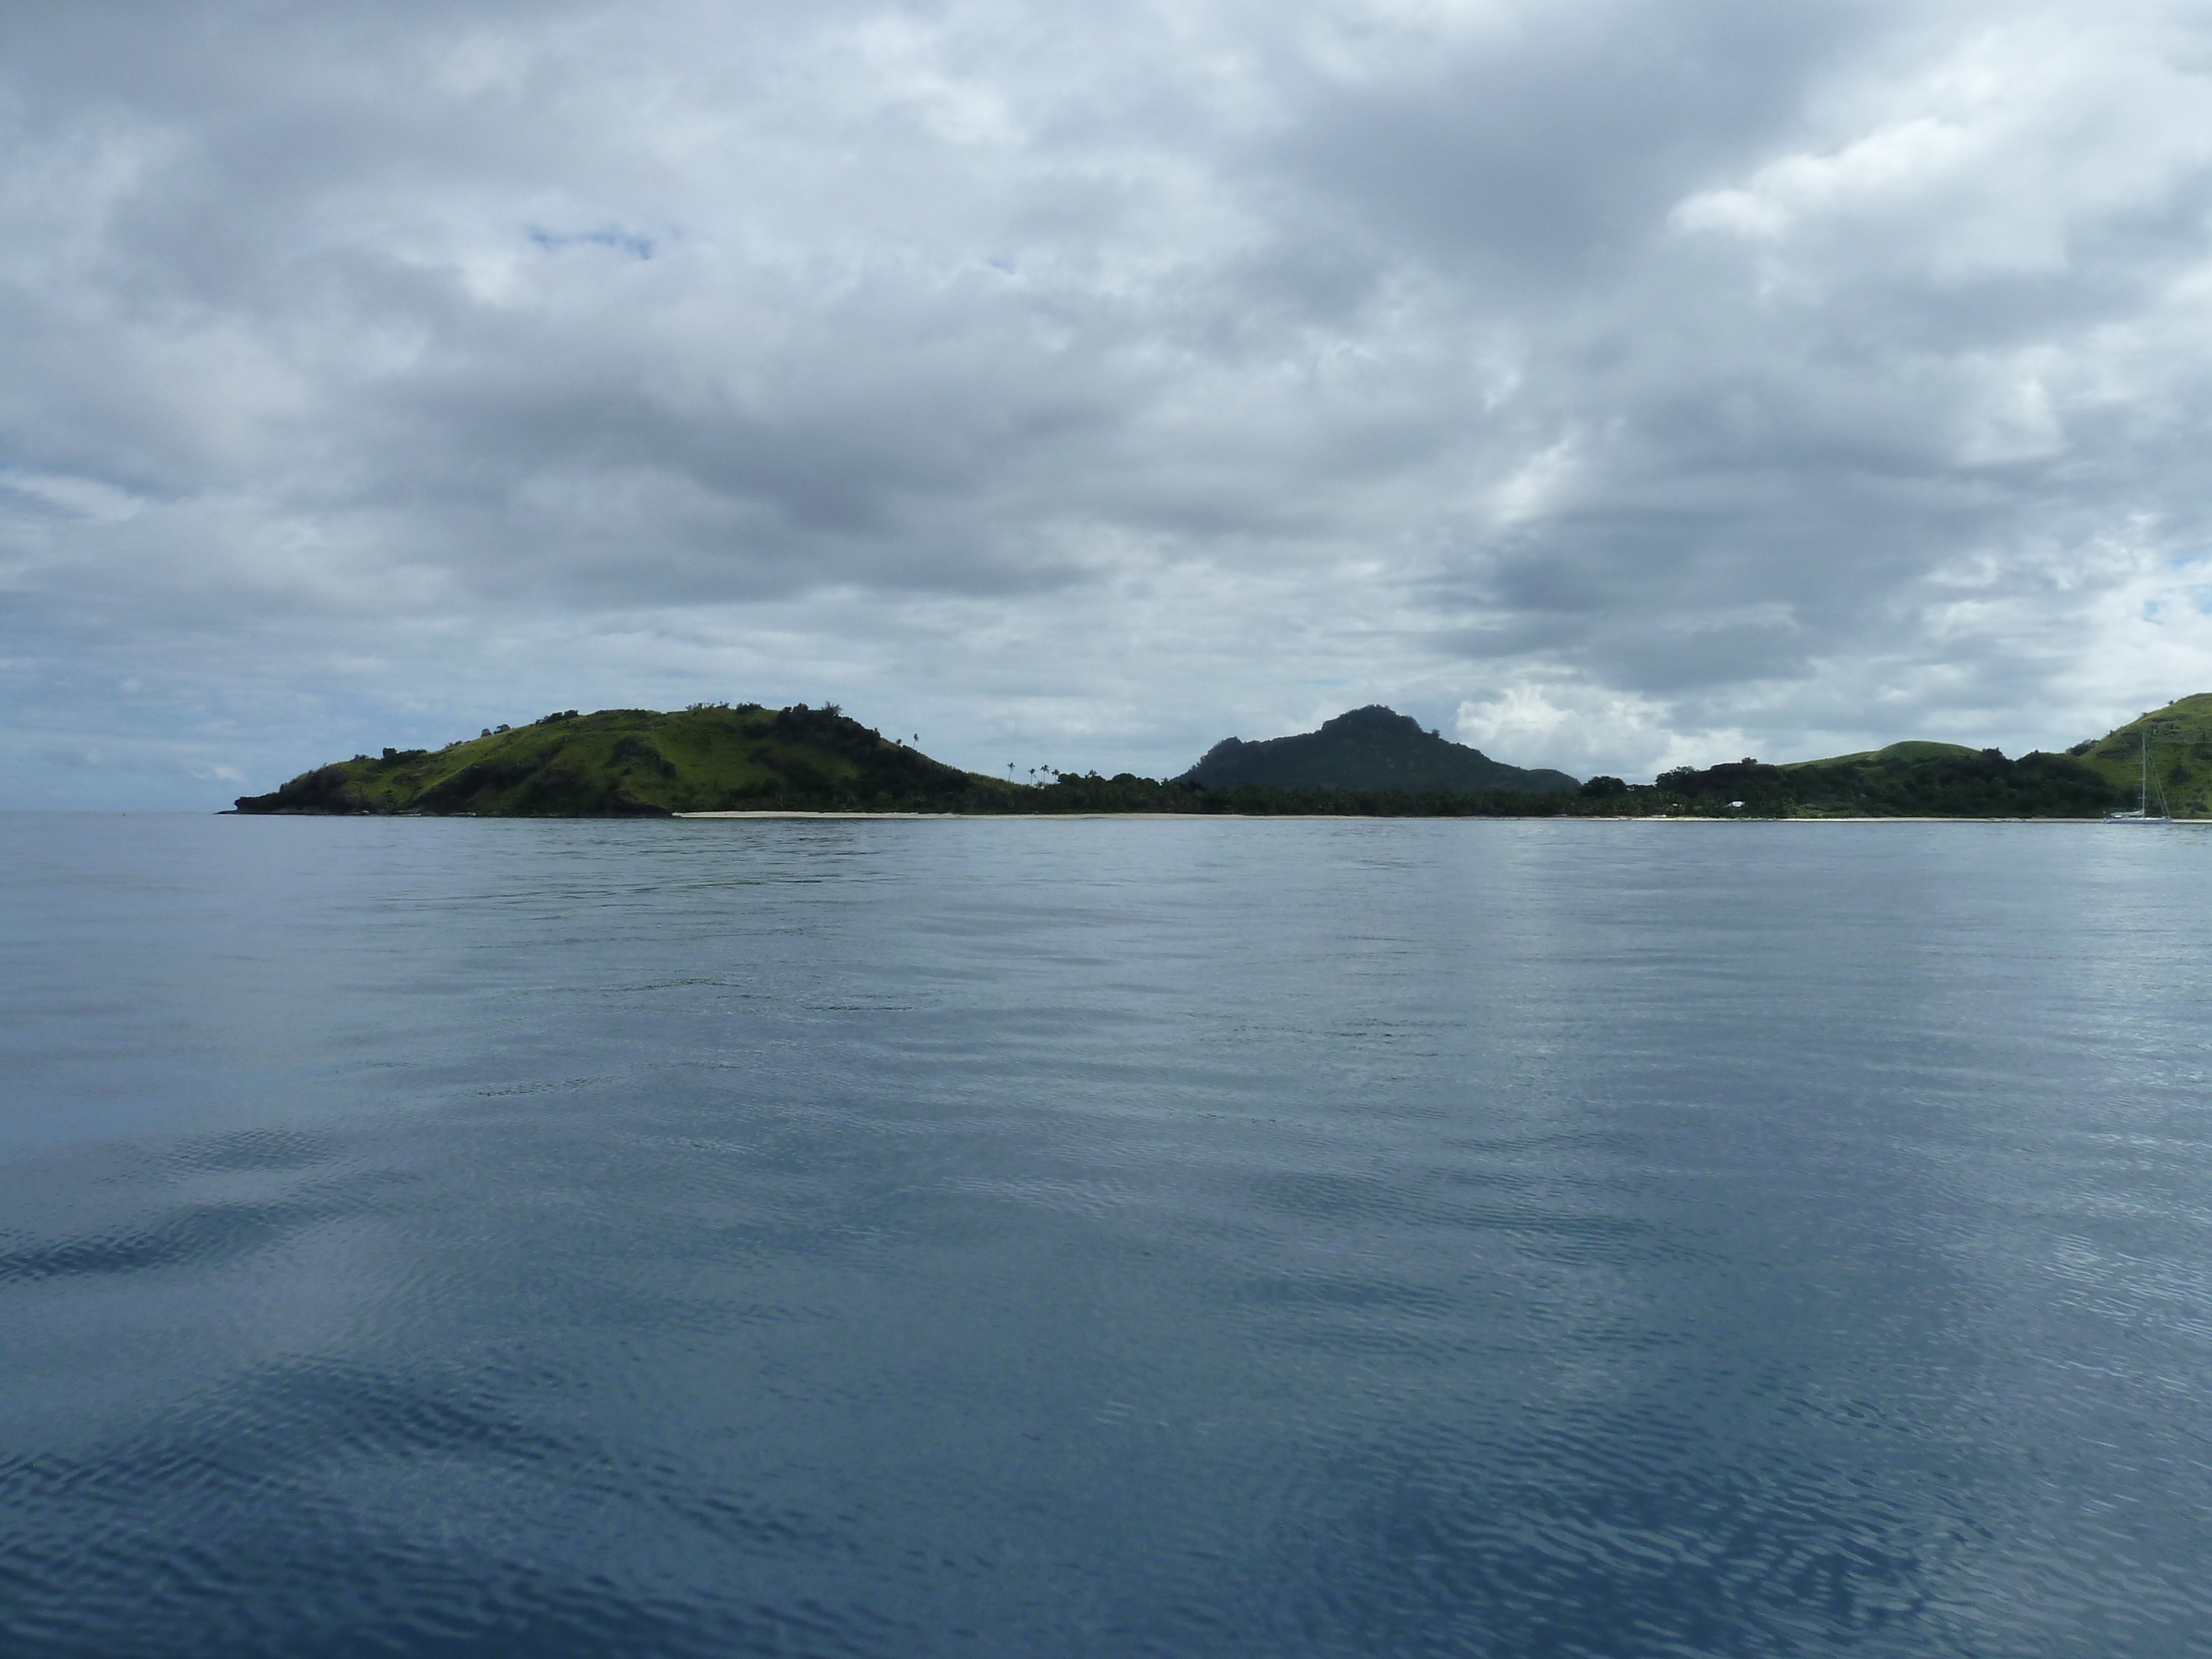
[526, 225, 655, 260]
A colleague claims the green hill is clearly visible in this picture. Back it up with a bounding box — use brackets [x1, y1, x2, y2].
[2062, 693, 2212, 817]
[1650, 747, 2121, 818]
[1781, 740, 1981, 769]
[230, 692, 2212, 820]
[1637, 701, 2212, 818]
[231, 703, 1000, 816]
[1178, 706, 1579, 794]
[1641, 712, 2212, 820]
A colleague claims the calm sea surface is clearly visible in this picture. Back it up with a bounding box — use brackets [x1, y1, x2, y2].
[4, 814, 2211, 1657]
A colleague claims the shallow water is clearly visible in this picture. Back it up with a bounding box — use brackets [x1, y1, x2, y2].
[4, 814, 2210, 1657]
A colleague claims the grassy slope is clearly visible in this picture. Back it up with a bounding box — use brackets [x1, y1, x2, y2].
[1763, 738, 2104, 817]
[234, 705, 1005, 816]
[1781, 740, 1980, 769]
[1745, 700, 2212, 818]
[2063, 693, 2212, 817]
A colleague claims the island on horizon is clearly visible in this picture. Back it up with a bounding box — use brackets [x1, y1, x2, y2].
[228, 694, 2212, 820]
[1178, 706, 1578, 795]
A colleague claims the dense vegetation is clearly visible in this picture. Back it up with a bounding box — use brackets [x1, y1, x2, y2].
[232, 693, 2210, 819]
[1630, 745, 2126, 818]
[231, 701, 1592, 819]
[2058, 692, 2212, 817]
[1180, 706, 1579, 794]
[232, 704, 995, 816]
[985, 772, 1584, 817]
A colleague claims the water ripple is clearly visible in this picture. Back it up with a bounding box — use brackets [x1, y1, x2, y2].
[3, 816, 2210, 1656]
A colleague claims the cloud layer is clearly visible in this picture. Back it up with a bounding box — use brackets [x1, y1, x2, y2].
[4, 0, 2210, 804]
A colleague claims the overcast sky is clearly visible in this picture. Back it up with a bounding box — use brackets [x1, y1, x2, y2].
[5, 0, 2210, 805]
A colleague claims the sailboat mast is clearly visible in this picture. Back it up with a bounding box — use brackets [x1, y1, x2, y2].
[2142, 731, 2150, 817]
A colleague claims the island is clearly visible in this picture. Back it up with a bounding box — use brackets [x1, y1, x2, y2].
[1627, 693, 2212, 818]
[1179, 706, 1578, 794]
[229, 703, 990, 817]
[229, 695, 2212, 819]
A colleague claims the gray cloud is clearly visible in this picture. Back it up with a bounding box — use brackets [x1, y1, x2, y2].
[3, 0, 2210, 805]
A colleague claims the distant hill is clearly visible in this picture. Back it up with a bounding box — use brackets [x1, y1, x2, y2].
[231, 704, 995, 816]
[1178, 706, 1579, 794]
[1713, 696, 2212, 818]
[1646, 718, 2200, 818]
[229, 693, 2212, 821]
[1652, 747, 2120, 818]
[1781, 740, 1980, 769]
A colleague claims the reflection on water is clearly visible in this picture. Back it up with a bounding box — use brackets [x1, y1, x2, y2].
[3, 815, 2210, 1656]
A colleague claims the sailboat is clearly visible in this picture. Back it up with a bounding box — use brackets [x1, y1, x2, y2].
[2106, 730, 2171, 823]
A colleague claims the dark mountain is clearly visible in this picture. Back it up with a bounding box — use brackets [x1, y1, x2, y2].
[1177, 706, 1579, 794]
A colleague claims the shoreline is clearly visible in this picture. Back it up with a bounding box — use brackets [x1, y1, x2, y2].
[671, 810, 2210, 824]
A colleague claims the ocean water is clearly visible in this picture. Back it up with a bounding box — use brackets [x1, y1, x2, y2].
[3, 813, 2210, 1658]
